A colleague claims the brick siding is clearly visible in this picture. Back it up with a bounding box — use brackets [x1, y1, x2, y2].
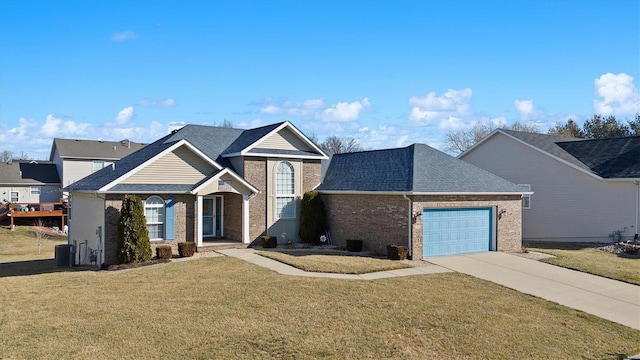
[222, 192, 242, 241]
[322, 193, 522, 260]
[104, 194, 196, 265]
[243, 157, 267, 241]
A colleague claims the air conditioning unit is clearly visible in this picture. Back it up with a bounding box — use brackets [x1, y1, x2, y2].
[55, 244, 76, 267]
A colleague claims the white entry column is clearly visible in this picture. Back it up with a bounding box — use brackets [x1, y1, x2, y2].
[242, 194, 250, 244]
[196, 195, 203, 247]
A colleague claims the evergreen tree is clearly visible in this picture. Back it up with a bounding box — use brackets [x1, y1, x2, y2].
[117, 195, 152, 263]
[299, 191, 326, 244]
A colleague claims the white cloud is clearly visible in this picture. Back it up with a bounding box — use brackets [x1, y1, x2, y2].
[321, 98, 370, 122]
[237, 118, 267, 129]
[111, 31, 138, 41]
[41, 114, 90, 137]
[8, 117, 38, 140]
[139, 98, 176, 107]
[115, 106, 135, 125]
[513, 99, 543, 121]
[408, 88, 472, 126]
[259, 98, 325, 116]
[167, 121, 186, 133]
[593, 72, 640, 116]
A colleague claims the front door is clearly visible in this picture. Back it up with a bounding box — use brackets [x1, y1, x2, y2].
[203, 196, 223, 237]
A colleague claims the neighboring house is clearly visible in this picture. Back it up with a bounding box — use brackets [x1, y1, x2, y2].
[460, 129, 640, 242]
[0, 160, 62, 203]
[49, 138, 146, 189]
[316, 144, 527, 260]
[65, 122, 328, 265]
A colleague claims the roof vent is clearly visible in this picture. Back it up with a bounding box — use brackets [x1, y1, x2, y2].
[111, 163, 116, 170]
[120, 139, 131, 148]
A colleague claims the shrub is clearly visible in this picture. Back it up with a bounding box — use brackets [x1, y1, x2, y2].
[346, 239, 363, 252]
[117, 195, 152, 264]
[299, 191, 326, 244]
[260, 236, 277, 248]
[155, 245, 173, 259]
[387, 244, 408, 260]
[178, 242, 196, 257]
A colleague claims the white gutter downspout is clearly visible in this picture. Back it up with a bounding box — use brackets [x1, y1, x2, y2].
[403, 194, 412, 259]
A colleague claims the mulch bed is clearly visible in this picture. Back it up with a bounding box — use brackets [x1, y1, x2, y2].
[102, 258, 171, 271]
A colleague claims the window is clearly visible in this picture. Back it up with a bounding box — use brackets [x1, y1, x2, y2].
[144, 196, 165, 240]
[10, 191, 19, 202]
[30, 186, 41, 195]
[92, 160, 105, 172]
[518, 184, 531, 209]
[275, 161, 295, 219]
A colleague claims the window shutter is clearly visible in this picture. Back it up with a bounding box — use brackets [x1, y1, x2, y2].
[165, 198, 175, 240]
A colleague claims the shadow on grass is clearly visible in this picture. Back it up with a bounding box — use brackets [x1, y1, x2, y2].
[0, 259, 95, 278]
[259, 249, 381, 258]
[525, 242, 597, 251]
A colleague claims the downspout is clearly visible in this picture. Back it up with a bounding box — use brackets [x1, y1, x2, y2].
[634, 180, 640, 234]
[403, 194, 412, 259]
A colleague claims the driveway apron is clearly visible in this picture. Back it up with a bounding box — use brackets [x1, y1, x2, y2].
[426, 252, 640, 330]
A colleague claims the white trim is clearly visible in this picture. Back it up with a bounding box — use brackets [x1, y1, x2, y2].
[100, 140, 223, 192]
[190, 168, 259, 195]
[235, 121, 329, 160]
[222, 152, 326, 160]
[143, 195, 165, 240]
[274, 160, 296, 220]
[316, 190, 532, 195]
[196, 195, 203, 247]
[242, 194, 250, 244]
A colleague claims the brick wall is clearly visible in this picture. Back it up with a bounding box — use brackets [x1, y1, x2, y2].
[322, 193, 523, 260]
[322, 194, 409, 255]
[222, 192, 242, 241]
[303, 160, 322, 191]
[243, 158, 267, 241]
[104, 194, 196, 265]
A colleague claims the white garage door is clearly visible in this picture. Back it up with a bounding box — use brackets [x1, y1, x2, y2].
[423, 208, 493, 257]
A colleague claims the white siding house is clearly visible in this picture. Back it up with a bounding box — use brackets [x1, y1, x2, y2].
[460, 130, 640, 242]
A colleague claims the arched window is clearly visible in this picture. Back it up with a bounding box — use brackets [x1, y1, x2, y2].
[144, 196, 165, 240]
[275, 161, 295, 219]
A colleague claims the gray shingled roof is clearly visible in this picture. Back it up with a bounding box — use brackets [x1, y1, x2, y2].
[65, 122, 322, 192]
[556, 136, 640, 178]
[0, 161, 60, 185]
[318, 144, 523, 193]
[498, 130, 640, 179]
[50, 138, 147, 161]
[498, 129, 591, 172]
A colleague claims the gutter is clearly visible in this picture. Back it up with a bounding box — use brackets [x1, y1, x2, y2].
[316, 190, 531, 196]
[403, 194, 412, 259]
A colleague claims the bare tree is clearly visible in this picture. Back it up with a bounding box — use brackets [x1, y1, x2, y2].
[32, 219, 49, 254]
[445, 122, 540, 154]
[547, 119, 585, 138]
[320, 136, 363, 155]
[0, 150, 13, 162]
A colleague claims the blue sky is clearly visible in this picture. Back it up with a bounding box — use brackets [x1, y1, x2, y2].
[1, 0, 639, 160]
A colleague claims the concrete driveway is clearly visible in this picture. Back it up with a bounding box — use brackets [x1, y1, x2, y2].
[426, 251, 640, 330]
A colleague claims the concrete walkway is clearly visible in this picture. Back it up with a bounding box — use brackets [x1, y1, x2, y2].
[217, 248, 451, 280]
[426, 252, 640, 330]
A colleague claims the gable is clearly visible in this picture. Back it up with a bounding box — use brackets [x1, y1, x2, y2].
[254, 127, 314, 152]
[121, 145, 216, 185]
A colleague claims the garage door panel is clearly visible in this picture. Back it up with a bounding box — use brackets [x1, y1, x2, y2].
[423, 208, 492, 257]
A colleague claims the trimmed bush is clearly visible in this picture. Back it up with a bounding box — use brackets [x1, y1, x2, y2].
[387, 244, 408, 260]
[117, 195, 152, 264]
[260, 236, 277, 248]
[299, 191, 326, 244]
[178, 242, 196, 257]
[155, 245, 173, 259]
[346, 239, 363, 252]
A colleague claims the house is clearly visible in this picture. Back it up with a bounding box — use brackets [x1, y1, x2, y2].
[0, 160, 62, 203]
[65, 122, 328, 265]
[316, 144, 527, 260]
[49, 138, 146, 189]
[459, 129, 640, 242]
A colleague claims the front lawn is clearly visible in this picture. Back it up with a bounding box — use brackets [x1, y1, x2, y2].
[527, 242, 640, 285]
[1, 257, 638, 358]
[256, 250, 411, 274]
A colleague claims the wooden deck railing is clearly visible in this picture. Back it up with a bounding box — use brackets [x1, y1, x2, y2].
[6, 199, 68, 229]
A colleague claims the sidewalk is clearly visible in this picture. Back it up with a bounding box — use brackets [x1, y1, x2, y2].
[426, 252, 640, 330]
[216, 248, 451, 280]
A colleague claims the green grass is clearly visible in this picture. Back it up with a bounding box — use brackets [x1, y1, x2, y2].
[256, 250, 411, 274]
[527, 242, 640, 285]
[1, 231, 639, 359]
